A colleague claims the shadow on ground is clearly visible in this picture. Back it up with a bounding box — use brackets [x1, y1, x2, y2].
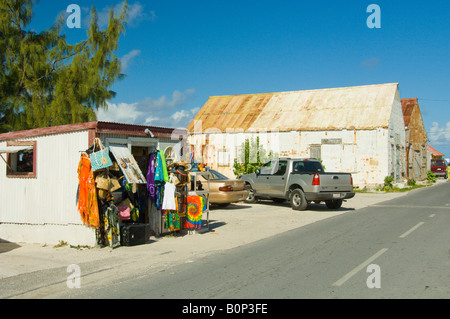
[0, 239, 22, 254]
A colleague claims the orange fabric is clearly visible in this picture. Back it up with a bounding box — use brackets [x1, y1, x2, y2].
[77, 154, 100, 228]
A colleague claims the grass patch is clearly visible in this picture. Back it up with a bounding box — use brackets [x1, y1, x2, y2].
[389, 184, 427, 192]
[354, 188, 370, 193]
[53, 240, 69, 248]
[355, 183, 429, 193]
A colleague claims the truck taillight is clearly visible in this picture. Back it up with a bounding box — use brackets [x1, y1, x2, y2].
[350, 175, 353, 186]
[219, 186, 233, 192]
[312, 174, 320, 186]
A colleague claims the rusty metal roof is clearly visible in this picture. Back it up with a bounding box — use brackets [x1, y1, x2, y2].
[401, 98, 419, 127]
[427, 145, 445, 157]
[187, 83, 400, 133]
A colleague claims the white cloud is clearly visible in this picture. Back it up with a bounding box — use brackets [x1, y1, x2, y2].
[171, 107, 201, 123]
[96, 101, 144, 124]
[82, 1, 155, 29]
[144, 116, 160, 125]
[120, 49, 141, 72]
[428, 121, 450, 145]
[127, 3, 156, 26]
[97, 89, 197, 129]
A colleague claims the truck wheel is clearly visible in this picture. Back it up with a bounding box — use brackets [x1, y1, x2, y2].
[290, 189, 307, 211]
[325, 199, 343, 209]
[245, 184, 257, 203]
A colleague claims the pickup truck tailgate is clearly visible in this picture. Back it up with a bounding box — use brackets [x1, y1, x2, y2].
[319, 173, 352, 191]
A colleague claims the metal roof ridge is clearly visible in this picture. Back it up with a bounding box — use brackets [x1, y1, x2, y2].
[96, 121, 183, 132]
[207, 82, 399, 98]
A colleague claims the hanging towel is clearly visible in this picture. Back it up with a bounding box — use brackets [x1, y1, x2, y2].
[162, 182, 177, 210]
[184, 195, 204, 230]
[154, 150, 169, 183]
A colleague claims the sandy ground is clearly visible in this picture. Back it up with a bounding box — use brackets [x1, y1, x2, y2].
[0, 190, 417, 282]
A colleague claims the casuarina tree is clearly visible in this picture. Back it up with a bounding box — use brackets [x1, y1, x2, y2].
[0, 0, 128, 132]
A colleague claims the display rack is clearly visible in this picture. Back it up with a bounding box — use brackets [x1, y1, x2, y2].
[188, 171, 211, 231]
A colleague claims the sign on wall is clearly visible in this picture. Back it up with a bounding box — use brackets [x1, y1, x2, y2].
[109, 144, 147, 184]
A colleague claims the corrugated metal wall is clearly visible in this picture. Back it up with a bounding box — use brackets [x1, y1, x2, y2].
[0, 130, 89, 225]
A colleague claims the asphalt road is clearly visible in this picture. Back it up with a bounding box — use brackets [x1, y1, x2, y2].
[53, 182, 449, 299]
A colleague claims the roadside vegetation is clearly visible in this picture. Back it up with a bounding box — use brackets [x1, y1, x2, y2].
[355, 170, 439, 193]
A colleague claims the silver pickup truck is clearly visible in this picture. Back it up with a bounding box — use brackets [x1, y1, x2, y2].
[240, 158, 355, 210]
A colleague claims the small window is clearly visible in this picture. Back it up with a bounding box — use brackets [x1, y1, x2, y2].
[6, 141, 37, 178]
[273, 160, 287, 176]
[293, 161, 323, 173]
[260, 160, 287, 176]
[260, 159, 278, 175]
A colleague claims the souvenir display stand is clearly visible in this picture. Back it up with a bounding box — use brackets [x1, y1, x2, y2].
[188, 171, 211, 232]
[77, 138, 212, 248]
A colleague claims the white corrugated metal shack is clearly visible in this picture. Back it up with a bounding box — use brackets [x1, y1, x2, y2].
[187, 83, 407, 187]
[0, 121, 185, 245]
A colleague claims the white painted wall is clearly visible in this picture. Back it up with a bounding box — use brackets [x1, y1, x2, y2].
[0, 130, 97, 245]
[387, 90, 407, 181]
[189, 127, 393, 187]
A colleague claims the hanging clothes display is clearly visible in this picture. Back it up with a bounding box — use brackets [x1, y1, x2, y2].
[156, 183, 164, 210]
[184, 195, 204, 230]
[163, 210, 180, 231]
[77, 154, 100, 228]
[103, 204, 120, 248]
[146, 150, 157, 202]
[154, 150, 169, 183]
[143, 147, 210, 235]
[162, 182, 177, 210]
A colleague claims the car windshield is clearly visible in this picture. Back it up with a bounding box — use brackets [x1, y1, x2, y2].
[432, 160, 445, 166]
[206, 170, 229, 180]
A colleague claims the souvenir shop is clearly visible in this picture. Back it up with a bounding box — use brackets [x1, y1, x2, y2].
[77, 137, 210, 248]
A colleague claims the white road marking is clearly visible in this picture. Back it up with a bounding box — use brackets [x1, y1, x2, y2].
[429, 214, 435, 218]
[332, 248, 389, 287]
[399, 222, 425, 239]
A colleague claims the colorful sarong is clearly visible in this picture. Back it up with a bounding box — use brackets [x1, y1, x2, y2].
[154, 150, 169, 183]
[184, 195, 204, 230]
[164, 210, 181, 231]
[104, 204, 120, 248]
[77, 154, 100, 228]
[146, 152, 156, 202]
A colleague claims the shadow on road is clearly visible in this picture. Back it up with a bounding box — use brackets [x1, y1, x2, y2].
[244, 199, 355, 212]
[0, 240, 22, 254]
[209, 203, 253, 210]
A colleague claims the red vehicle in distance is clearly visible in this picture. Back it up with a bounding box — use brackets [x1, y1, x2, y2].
[431, 159, 447, 179]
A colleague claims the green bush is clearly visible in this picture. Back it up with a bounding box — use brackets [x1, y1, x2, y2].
[383, 176, 394, 191]
[232, 137, 278, 178]
[427, 170, 437, 183]
[407, 179, 416, 186]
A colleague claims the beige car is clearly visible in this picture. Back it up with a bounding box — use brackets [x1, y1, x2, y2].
[199, 170, 249, 207]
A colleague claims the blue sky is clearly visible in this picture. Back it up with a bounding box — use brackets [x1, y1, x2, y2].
[30, 0, 450, 157]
